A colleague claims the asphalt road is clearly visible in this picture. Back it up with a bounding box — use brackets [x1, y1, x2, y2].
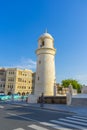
[1, 102, 87, 130]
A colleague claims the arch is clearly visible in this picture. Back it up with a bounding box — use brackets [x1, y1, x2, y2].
[17, 92, 21, 95]
[7, 92, 12, 95]
[26, 92, 29, 95]
[22, 92, 25, 95]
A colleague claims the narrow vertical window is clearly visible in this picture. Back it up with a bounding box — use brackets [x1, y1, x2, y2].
[40, 41, 45, 48]
[42, 41, 44, 46]
[38, 76, 39, 80]
[39, 60, 41, 64]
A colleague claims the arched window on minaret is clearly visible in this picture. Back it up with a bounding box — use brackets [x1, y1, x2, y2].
[42, 41, 44, 46]
[40, 40, 44, 48]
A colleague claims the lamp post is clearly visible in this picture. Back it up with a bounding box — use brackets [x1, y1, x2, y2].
[10, 87, 14, 102]
[54, 79, 57, 96]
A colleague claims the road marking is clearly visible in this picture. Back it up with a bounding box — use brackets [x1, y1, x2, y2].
[0, 105, 4, 108]
[7, 112, 39, 122]
[28, 124, 49, 130]
[50, 120, 87, 129]
[40, 122, 56, 126]
[66, 116, 87, 122]
[60, 118, 87, 126]
[14, 105, 21, 107]
[7, 113, 16, 116]
[40, 122, 72, 130]
[13, 128, 25, 130]
[73, 115, 87, 120]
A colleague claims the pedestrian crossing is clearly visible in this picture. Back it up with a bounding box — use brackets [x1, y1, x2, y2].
[28, 124, 49, 130]
[40, 115, 87, 130]
[13, 115, 87, 130]
[49, 115, 87, 130]
[0, 105, 4, 108]
[13, 128, 25, 130]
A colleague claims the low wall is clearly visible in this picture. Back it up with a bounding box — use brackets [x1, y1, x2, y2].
[38, 96, 66, 104]
[71, 94, 87, 106]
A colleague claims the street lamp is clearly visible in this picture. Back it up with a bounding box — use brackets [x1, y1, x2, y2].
[54, 79, 57, 96]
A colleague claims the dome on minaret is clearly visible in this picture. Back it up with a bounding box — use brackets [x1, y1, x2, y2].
[39, 31, 54, 40]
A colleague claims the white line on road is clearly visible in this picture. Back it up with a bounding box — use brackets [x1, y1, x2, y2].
[7, 113, 16, 116]
[60, 118, 87, 126]
[40, 122, 57, 126]
[40, 122, 73, 130]
[13, 128, 25, 130]
[0, 105, 4, 108]
[50, 120, 87, 129]
[28, 124, 49, 130]
[66, 116, 87, 122]
[73, 115, 87, 120]
[7, 112, 39, 122]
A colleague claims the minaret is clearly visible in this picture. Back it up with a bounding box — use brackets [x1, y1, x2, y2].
[34, 31, 56, 97]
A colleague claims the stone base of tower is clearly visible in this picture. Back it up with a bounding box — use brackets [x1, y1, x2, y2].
[34, 91, 54, 99]
[27, 94, 38, 103]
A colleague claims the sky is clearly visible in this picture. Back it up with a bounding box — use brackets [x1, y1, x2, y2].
[0, 0, 87, 85]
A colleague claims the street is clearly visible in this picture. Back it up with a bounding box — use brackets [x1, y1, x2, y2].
[0, 102, 87, 130]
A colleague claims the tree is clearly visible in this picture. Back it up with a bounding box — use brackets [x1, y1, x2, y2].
[61, 79, 82, 93]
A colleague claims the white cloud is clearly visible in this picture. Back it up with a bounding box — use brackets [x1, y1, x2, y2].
[3, 58, 36, 71]
[16, 58, 36, 70]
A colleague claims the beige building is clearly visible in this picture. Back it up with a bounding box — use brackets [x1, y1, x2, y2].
[0, 68, 6, 93]
[56, 84, 77, 96]
[5, 68, 33, 95]
[81, 85, 87, 93]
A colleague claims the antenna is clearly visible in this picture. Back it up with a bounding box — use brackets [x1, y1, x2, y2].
[45, 28, 47, 33]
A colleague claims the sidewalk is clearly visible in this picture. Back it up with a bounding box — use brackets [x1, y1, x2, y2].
[11, 101, 87, 116]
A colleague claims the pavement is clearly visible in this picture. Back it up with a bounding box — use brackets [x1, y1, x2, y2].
[8, 100, 87, 116]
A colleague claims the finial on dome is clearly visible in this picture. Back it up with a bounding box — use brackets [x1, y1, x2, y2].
[45, 28, 47, 33]
[38, 30, 54, 40]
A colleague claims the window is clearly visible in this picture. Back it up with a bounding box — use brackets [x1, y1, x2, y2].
[42, 41, 44, 46]
[3, 84, 5, 87]
[18, 71, 22, 75]
[40, 41, 45, 48]
[18, 78, 22, 82]
[0, 72, 3, 75]
[0, 84, 2, 87]
[1, 78, 5, 81]
[11, 85, 13, 88]
[38, 76, 39, 80]
[39, 60, 41, 64]
[8, 78, 14, 81]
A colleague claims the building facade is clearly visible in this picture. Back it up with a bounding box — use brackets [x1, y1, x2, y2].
[81, 85, 87, 93]
[35, 32, 56, 97]
[0, 68, 6, 93]
[5, 68, 33, 95]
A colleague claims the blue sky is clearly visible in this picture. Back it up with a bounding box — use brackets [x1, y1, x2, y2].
[0, 0, 87, 85]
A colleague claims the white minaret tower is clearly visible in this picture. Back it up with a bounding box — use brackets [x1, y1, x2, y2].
[34, 31, 56, 97]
